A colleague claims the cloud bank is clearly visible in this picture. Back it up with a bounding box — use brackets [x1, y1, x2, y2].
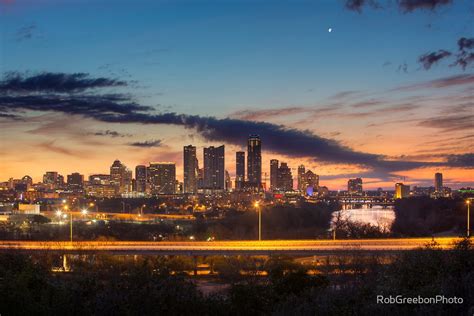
[1, 72, 472, 175]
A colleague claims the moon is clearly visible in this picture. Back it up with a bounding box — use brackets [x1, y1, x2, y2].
[328, 28, 332, 33]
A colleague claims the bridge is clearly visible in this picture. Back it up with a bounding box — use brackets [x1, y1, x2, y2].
[335, 196, 395, 207]
[0, 238, 461, 256]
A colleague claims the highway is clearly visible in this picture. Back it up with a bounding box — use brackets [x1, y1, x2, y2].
[0, 237, 462, 256]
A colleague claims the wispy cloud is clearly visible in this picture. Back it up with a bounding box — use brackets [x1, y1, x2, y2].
[393, 74, 474, 91]
[14, 24, 36, 42]
[92, 130, 131, 138]
[398, 0, 452, 13]
[128, 139, 163, 148]
[418, 50, 451, 70]
[1, 72, 472, 173]
[0, 72, 128, 93]
[418, 114, 474, 132]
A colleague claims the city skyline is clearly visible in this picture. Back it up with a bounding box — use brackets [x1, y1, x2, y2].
[1, 0, 473, 190]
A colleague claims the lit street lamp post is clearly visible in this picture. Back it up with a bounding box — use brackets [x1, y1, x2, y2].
[467, 199, 471, 237]
[63, 205, 73, 243]
[255, 201, 261, 241]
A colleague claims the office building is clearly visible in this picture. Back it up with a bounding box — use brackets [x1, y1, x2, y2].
[110, 160, 132, 194]
[247, 135, 262, 188]
[297, 165, 305, 191]
[278, 162, 293, 191]
[270, 159, 279, 190]
[67, 172, 84, 190]
[348, 178, 363, 195]
[435, 172, 443, 193]
[183, 145, 198, 194]
[203, 145, 225, 190]
[88, 174, 111, 185]
[225, 170, 232, 191]
[135, 165, 147, 193]
[395, 183, 410, 199]
[235, 151, 245, 190]
[300, 170, 319, 195]
[148, 162, 176, 194]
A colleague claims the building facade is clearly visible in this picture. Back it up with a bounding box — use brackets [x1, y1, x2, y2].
[183, 145, 198, 194]
[203, 145, 225, 190]
[235, 151, 245, 190]
[247, 135, 262, 188]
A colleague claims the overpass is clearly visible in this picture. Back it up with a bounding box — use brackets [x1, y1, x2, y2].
[0, 238, 462, 256]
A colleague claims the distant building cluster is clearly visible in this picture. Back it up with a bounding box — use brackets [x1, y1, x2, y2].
[0, 132, 459, 204]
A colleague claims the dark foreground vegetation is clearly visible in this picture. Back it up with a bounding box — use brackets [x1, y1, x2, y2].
[0, 238, 472, 315]
[0, 202, 337, 241]
[392, 197, 470, 236]
[0, 197, 471, 241]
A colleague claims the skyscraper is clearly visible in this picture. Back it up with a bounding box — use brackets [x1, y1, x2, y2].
[395, 183, 410, 199]
[183, 145, 198, 193]
[43, 171, 58, 186]
[297, 165, 305, 191]
[148, 162, 176, 194]
[43, 171, 64, 189]
[435, 172, 443, 193]
[203, 145, 225, 190]
[110, 160, 132, 194]
[300, 170, 319, 195]
[67, 172, 84, 190]
[270, 159, 279, 190]
[135, 165, 147, 193]
[277, 162, 293, 191]
[225, 170, 232, 191]
[348, 178, 363, 195]
[235, 151, 245, 190]
[247, 135, 262, 188]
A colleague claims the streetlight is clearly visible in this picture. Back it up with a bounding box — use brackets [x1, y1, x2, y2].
[467, 199, 471, 237]
[254, 201, 261, 241]
[64, 204, 73, 243]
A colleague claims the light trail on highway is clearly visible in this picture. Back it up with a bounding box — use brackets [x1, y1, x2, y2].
[0, 238, 463, 255]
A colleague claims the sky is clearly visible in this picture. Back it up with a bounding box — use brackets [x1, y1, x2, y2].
[0, 0, 473, 190]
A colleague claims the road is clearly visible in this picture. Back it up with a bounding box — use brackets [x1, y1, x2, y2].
[0, 237, 462, 255]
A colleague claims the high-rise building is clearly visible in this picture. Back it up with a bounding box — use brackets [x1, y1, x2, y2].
[270, 159, 279, 190]
[277, 162, 293, 191]
[88, 174, 110, 185]
[67, 172, 84, 190]
[395, 183, 410, 199]
[43, 171, 63, 189]
[235, 151, 245, 190]
[203, 145, 225, 190]
[300, 170, 319, 195]
[183, 145, 198, 194]
[135, 165, 147, 193]
[297, 165, 305, 191]
[43, 171, 58, 185]
[225, 170, 232, 191]
[435, 172, 443, 193]
[110, 160, 132, 194]
[21, 175, 33, 187]
[247, 135, 262, 188]
[148, 162, 176, 194]
[348, 178, 363, 195]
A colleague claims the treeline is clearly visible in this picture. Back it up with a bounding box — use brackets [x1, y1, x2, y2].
[194, 202, 338, 240]
[0, 239, 473, 315]
[0, 202, 338, 241]
[392, 197, 470, 236]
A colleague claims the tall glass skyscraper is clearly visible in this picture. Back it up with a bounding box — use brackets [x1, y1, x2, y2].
[247, 135, 262, 188]
[203, 145, 225, 189]
[235, 151, 245, 190]
[183, 145, 198, 193]
[135, 165, 147, 193]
